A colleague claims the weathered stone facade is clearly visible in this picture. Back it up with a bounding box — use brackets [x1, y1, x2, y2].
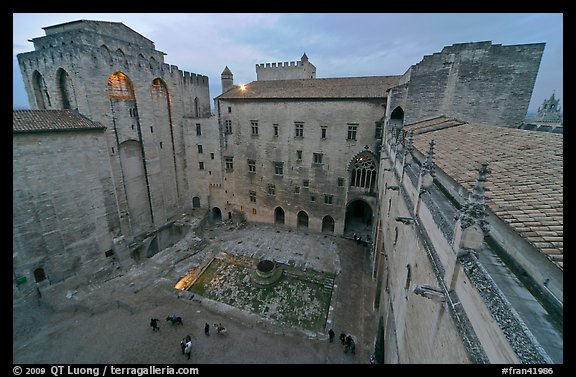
[14, 20, 561, 364]
[386, 41, 545, 128]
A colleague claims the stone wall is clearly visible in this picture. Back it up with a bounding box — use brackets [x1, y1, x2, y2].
[13, 130, 124, 291]
[213, 98, 385, 234]
[398, 42, 545, 128]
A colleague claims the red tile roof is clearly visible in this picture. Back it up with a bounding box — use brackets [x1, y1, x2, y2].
[13, 110, 105, 133]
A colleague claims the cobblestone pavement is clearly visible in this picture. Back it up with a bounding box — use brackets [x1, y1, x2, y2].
[13, 217, 377, 365]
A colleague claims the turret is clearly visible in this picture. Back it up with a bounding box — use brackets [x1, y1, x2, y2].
[221, 66, 234, 95]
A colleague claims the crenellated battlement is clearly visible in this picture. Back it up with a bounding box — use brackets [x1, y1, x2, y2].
[255, 54, 316, 81]
[256, 60, 303, 69]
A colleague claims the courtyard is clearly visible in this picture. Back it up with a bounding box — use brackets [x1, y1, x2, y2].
[12, 217, 377, 364]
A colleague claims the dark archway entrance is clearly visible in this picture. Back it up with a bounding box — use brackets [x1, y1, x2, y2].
[297, 210, 309, 229]
[212, 207, 222, 221]
[322, 215, 335, 233]
[274, 207, 285, 225]
[344, 199, 373, 240]
[33, 267, 47, 283]
[192, 196, 200, 208]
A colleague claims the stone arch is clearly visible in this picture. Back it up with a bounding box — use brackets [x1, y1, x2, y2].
[108, 71, 136, 100]
[56, 68, 77, 110]
[344, 198, 373, 239]
[33, 267, 47, 283]
[348, 151, 378, 193]
[118, 140, 153, 235]
[297, 210, 309, 229]
[192, 197, 201, 208]
[151, 77, 179, 204]
[390, 106, 404, 131]
[149, 56, 159, 70]
[274, 206, 285, 225]
[100, 45, 112, 64]
[32, 71, 50, 109]
[116, 48, 128, 66]
[322, 215, 335, 233]
[212, 207, 222, 221]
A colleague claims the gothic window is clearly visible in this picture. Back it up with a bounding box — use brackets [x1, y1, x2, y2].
[350, 153, 377, 192]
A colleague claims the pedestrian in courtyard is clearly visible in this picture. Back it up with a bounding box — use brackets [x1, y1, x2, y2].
[204, 322, 210, 336]
[150, 318, 160, 331]
[184, 335, 192, 360]
[180, 337, 186, 354]
[328, 329, 335, 343]
[339, 332, 346, 345]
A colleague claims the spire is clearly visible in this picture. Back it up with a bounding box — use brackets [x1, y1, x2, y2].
[301, 53, 309, 62]
[421, 139, 436, 179]
[221, 66, 233, 77]
[459, 162, 490, 233]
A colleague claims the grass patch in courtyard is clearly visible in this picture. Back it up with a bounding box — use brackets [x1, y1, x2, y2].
[188, 254, 334, 332]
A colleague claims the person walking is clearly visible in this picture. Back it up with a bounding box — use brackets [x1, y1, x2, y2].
[184, 335, 192, 360]
[204, 322, 210, 336]
[328, 329, 335, 343]
[180, 337, 186, 354]
[150, 318, 160, 331]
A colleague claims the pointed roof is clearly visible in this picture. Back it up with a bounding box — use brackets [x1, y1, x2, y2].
[301, 53, 309, 62]
[221, 66, 233, 76]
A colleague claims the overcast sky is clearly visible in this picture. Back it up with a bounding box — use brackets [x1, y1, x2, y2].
[13, 13, 563, 114]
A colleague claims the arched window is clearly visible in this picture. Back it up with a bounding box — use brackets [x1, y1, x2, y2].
[32, 71, 50, 109]
[350, 153, 377, 192]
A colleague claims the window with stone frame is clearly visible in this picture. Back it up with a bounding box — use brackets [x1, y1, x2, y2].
[251, 120, 259, 135]
[295, 122, 304, 138]
[268, 184, 276, 196]
[249, 191, 256, 203]
[225, 119, 232, 134]
[248, 159, 256, 173]
[274, 161, 284, 176]
[347, 124, 358, 140]
[225, 157, 234, 171]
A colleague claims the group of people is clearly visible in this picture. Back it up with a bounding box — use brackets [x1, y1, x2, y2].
[150, 316, 227, 360]
[180, 335, 193, 359]
[328, 329, 356, 354]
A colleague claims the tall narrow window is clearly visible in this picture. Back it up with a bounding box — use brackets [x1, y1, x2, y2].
[347, 124, 358, 140]
[225, 157, 234, 171]
[249, 191, 256, 203]
[313, 153, 323, 164]
[199, 162, 205, 170]
[225, 120, 232, 134]
[251, 120, 259, 135]
[273, 124, 279, 136]
[268, 184, 276, 196]
[248, 159, 256, 173]
[210, 152, 215, 160]
[196, 123, 202, 136]
[321, 126, 327, 139]
[197, 145, 203, 154]
[297, 150, 303, 160]
[274, 162, 284, 176]
[295, 122, 304, 138]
